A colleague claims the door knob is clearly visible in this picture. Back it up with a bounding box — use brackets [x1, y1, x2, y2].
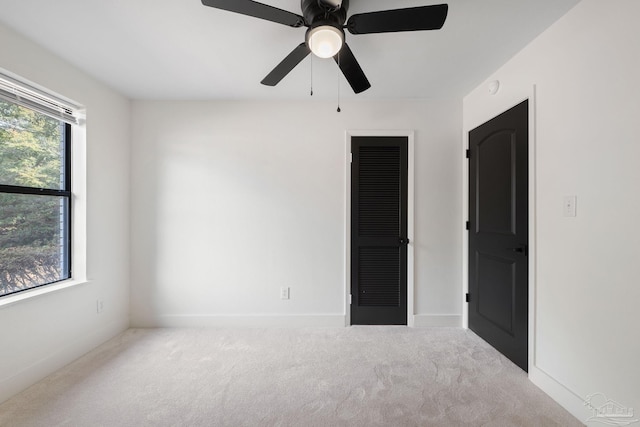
[509, 245, 528, 256]
[399, 238, 410, 245]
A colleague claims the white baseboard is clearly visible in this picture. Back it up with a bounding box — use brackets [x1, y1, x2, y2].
[529, 365, 592, 423]
[154, 314, 347, 328]
[413, 314, 462, 327]
[151, 314, 463, 328]
[0, 317, 128, 405]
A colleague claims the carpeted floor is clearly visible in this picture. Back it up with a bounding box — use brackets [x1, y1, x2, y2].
[0, 327, 582, 426]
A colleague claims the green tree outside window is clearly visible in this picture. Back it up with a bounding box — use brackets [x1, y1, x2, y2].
[0, 99, 69, 296]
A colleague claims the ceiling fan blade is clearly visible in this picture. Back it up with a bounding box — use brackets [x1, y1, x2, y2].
[334, 43, 371, 94]
[347, 4, 448, 34]
[201, 0, 305, 27]
[261, 43, 311, 86]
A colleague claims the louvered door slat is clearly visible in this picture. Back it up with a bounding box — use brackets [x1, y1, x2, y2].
[359, 146, 400, 236]
[359, 247, 400, 306]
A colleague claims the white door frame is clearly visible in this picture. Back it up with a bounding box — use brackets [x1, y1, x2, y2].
[344, 130, 415, 327]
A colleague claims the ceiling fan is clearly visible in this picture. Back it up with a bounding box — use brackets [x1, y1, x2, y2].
[201, 0, 448, 94]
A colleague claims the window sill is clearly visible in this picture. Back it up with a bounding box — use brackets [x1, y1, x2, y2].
[0, 278, 89, 310]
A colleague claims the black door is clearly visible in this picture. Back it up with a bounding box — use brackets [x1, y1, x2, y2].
[468, 100, 529, 371]
[351, 136, 408, 325]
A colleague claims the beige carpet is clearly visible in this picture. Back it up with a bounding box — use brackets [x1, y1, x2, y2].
[0, 327, 582, 426]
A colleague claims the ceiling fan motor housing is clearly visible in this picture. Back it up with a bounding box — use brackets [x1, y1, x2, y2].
[317, 0, 343, 12]
[302, 0, 348, 27]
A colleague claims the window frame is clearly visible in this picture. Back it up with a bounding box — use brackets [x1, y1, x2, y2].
[0, 103, 73, 297]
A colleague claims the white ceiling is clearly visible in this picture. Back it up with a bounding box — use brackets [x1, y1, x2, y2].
[0, 0, 581, 100]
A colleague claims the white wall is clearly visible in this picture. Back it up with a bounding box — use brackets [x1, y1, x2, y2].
[130, 98, 462, 327]
[0, 24, 130, 403]
[463, 0, 640, 421]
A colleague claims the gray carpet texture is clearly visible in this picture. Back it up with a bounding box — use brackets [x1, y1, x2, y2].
[0, 327, 582, 427]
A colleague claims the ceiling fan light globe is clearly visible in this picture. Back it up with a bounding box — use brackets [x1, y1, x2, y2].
[308, 25, 344, 58]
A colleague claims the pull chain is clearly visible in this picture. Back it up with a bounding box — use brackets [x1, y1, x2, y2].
[337, 53, 341, 113]
[310, 54, 314, 96]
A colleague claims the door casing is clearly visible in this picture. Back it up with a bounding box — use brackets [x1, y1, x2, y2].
[345, 130, 415, 327]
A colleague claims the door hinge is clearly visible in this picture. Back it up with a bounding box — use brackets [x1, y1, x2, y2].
[349, 152, 353, 163]
[466, 149, 471, 159]
[348, 294, 352, 305]
[465, 221, 470, 230]
[465, 293, 470, 303]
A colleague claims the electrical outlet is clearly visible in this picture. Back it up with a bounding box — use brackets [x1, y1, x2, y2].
[96, 298, 104, 314]
[563, 196, 577, 217]
[280, 287, 290, 300]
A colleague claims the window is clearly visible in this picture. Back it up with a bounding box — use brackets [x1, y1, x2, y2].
[0, 75, 79, 297]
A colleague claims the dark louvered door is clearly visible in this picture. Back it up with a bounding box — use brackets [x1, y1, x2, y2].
[351, 136, 408, 325]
